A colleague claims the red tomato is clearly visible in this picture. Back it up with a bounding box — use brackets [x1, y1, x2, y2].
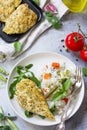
[62, 97, 68, 104]
[80, 47, 87, 62]
[65, 32, 85, 51]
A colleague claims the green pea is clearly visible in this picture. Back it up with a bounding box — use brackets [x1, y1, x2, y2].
[0, 66, 9, 75]
[0, 75, 7, 82]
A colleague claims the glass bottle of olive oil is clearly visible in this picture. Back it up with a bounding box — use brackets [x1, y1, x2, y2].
[62, 0, 87, 12]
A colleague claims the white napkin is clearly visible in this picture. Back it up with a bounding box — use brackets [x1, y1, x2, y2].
[0, 0, 68, 62]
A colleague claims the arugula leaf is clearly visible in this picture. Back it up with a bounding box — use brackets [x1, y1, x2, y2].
[82, 67, 87, 77]
[14, 41, 22, 52]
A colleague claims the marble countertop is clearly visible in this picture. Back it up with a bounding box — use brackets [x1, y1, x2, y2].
[0, 11, 87, 130]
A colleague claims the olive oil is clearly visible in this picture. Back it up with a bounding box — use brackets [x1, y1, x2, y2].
[62, 0, 87, 12]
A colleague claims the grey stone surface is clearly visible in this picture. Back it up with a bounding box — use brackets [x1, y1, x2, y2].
[0, 11, 87, 130]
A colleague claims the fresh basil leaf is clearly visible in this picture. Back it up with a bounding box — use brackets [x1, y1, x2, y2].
[45, 16, 52, 22]
[45, 11, 53, 22]
[45, 11, 62, 29]
[62, 79, 71, 91]
[45, 11, 53, 17]
[33, 0, 40, 5]
[51, 16, 62, 29]
[82, 67, 87, 77]
[14, 41, 22, 52]
[25, 110, 33, 118]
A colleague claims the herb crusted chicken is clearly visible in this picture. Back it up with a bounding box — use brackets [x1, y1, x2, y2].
[3, 4, 37, 34]
[0, 0, 22, 22]
[15, 78, 55, 120]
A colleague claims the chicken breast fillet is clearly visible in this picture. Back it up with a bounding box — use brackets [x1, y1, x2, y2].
[0, 0, 22, 22]
[3, 4, 37, 34]
[16, 78, 55, 120]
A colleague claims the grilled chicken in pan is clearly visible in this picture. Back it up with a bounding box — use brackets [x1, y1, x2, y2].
[0, 0, 22, 22]
[3, 4, 37, 34]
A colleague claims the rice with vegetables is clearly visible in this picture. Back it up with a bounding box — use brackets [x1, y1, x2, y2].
[39, 62, 76, 115]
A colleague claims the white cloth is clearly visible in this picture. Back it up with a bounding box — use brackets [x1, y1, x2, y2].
[0, 0, 68, 62]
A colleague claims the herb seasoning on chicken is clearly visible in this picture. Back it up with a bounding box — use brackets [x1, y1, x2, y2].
[3, 4, 37, 34]
[0, 0, 22, 22]
[16, 78, 55, 120]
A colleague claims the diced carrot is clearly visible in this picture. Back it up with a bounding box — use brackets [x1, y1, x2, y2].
[52, 62, 60, 69]
[44, 73, 51, 79]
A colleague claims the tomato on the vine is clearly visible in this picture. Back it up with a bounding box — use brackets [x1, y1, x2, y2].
[65, 32, 85, 51]
[80, 46, 87, 62]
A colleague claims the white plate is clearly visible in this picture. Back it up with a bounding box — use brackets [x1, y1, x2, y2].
[7, 52, 85, 126]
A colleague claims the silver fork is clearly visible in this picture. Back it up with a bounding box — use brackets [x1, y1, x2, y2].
[56, 66, 82, 130]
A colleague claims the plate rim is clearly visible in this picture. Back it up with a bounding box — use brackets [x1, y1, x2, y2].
[6, 52, 85, 126]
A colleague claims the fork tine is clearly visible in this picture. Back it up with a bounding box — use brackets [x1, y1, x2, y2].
[75, 66, 82, 80]
[79, 68, 82, 81]
[75, 66, 78, 81]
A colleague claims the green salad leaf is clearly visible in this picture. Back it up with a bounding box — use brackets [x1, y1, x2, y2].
[9, 64, 41, 99]
[14, 41, 22, 52]
[45, 11, 62, 29]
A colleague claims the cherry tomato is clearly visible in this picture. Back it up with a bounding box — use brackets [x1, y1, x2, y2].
[80, 47, 87, 62]
[65, 32, 85, 51]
